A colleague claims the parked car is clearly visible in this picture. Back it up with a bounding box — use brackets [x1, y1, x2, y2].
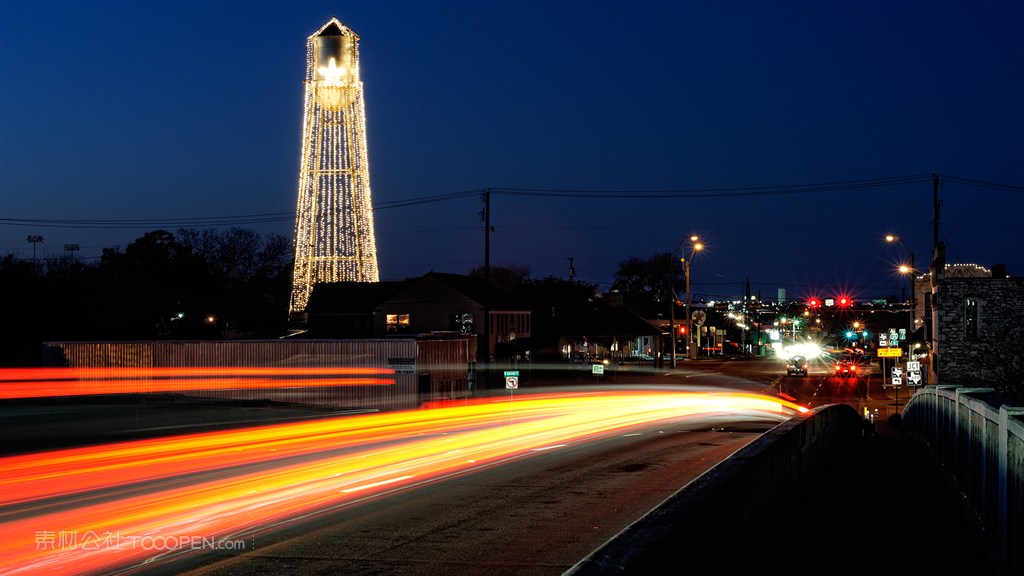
[786, 355, 808, 376]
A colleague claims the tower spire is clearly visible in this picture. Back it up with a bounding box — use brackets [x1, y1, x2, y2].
[290, 18, 379, 320]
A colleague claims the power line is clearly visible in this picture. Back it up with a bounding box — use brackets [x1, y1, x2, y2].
[2, 173, 1019, 231]
[490, 174, 934, 199]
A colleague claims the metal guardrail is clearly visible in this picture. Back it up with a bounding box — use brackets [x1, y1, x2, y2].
[903, 385, 1024, 576]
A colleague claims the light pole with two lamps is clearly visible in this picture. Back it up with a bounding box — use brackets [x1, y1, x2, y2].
[885, 234, 916, 350]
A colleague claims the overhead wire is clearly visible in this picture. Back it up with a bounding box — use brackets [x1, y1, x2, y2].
[3, 173, 1017, 231]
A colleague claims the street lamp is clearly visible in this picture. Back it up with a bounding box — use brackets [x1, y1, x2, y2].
[64, 243, 80, 261]
[668, 235, 702, 367]
[26, 235, 44, 270]
[885, 234, 916, 349]
[683, 236, 703, 360]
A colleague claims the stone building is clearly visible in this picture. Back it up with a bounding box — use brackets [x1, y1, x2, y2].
[929, 252, 1023, 397]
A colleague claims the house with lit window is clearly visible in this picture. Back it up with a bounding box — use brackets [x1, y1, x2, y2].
[377, 272, 530, 362]
[305, 272, 530, 365]
[305, 279, 413, 338]
[928, 252, 1023, 396]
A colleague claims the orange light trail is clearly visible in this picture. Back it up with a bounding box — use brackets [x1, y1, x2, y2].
[0, 389, 807, 575]
[0, 366, 395, 400]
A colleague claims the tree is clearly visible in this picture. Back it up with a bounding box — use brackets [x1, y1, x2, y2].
[468, 263, 532, 294]
[176, 227, 292, 337]
[611, 253, 681, 316]
[98, 230, 214, 339]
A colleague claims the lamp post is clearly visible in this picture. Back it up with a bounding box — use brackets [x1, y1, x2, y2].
[26, 235, 44, 270]
[885, 234, 916, 352]
[668, 235, 702, 367]
[683, 236, 703, 360]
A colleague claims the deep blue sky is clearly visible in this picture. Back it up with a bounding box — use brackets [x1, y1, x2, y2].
[2, 0, 1022, 302]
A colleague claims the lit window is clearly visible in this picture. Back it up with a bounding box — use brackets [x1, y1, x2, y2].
[387, 313, 410, 334]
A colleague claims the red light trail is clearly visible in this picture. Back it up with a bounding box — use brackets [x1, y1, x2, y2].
[0, 367, 395, 400]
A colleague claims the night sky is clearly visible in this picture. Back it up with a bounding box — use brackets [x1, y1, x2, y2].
[2, 0, 1021, 302]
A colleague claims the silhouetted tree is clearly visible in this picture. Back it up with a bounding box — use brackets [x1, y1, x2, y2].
[468, 263, 532, 294]
[611, 253, 681, 316]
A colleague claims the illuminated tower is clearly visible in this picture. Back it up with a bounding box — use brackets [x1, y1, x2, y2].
[290, 18, 379, 317]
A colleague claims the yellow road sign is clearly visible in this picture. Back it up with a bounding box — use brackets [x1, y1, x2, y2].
[877, 347, 903, 358]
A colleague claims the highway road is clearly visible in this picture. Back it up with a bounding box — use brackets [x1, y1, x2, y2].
[1, 365, 807, 576]
[171, 418, 763, 576]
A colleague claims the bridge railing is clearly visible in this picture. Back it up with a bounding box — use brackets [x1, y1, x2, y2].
[566, 403, 867, 575]
[903, 385, 1024, 576]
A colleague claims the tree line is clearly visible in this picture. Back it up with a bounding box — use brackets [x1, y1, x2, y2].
[1, 228, 293, 366]
[1, 228, 684, 367]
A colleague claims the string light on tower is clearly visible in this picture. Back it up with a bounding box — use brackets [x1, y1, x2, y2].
[290, 18, 379, 319]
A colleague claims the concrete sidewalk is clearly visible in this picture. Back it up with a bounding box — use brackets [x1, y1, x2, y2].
[760, 417, 996, 575]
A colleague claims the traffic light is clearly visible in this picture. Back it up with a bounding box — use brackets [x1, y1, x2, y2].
[679, 326, 686, 335]
[838, 296, 851, 308]
[808, 298, 819, 308]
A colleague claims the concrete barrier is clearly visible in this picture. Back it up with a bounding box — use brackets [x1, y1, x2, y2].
[903, 385, 1024, 576]
[565, 404, 865, 575]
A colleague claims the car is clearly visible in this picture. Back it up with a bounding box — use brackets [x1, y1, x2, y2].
[786, 355, 808, 376]
[833, 358, 861, 378]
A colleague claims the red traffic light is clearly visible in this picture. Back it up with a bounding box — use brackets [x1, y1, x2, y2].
[808, 298, 819, 307]
[838, 296, 851, 307]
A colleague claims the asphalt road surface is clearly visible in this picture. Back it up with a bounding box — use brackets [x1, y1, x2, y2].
[158, 418, 766, 576]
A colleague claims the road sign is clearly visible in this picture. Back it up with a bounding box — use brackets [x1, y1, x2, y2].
[898, 328, 907, 341]
[891, 376, 902, 386]
[504, 370, 520, 389]
[592, 364, 604, 375]
[891, 367, 903, 379]
[907, 371, 922, 386]
[692, 310, 707, 326]
[907, 361, 921, 372]
[879, 334, 888, 346]
[877, 347, 903, 358]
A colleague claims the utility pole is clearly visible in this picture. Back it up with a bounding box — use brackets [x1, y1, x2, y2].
[742, 277, 750, 354]
[482, 189, 491, 388]
[756, 290, 762, 357]
[568, 257, 576, 282]
[932, 174, 941, 254]
[669, 252, 677, 368]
